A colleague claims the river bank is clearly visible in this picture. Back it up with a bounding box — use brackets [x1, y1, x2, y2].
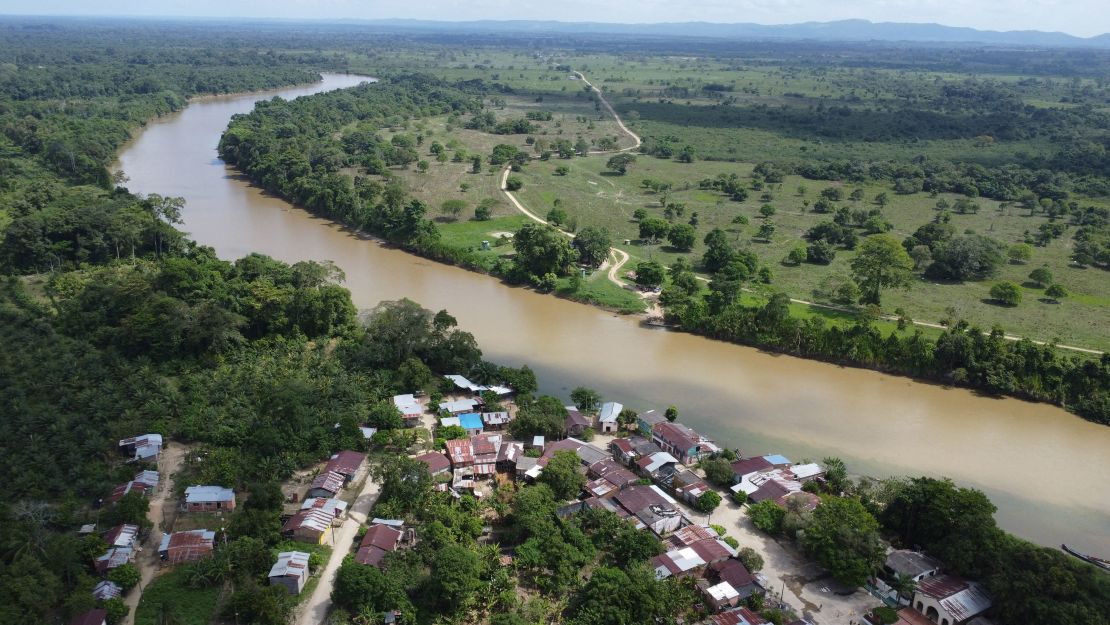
[115, 73, 1110, 554]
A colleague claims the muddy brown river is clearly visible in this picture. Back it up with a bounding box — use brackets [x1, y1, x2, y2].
[116, 74, 1109, 554]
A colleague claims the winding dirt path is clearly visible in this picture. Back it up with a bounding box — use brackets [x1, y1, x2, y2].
[574, 71, 641, 152]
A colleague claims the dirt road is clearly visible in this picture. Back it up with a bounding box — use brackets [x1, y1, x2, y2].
[295, 473, 382, 625]
[573, 71, 641, 151]
[123, 443, 188, 625]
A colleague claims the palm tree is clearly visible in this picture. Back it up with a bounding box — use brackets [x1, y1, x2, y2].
[888, 572, 917, 600]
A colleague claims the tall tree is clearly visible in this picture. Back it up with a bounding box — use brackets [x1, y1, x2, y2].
[850, 235, 915, 305]
[803, 496, 884, 586]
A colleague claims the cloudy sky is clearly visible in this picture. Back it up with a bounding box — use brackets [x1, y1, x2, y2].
[1, 0, 1106, 37]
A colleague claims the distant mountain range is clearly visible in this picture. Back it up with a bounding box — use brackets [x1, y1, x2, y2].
[358, 18, 1110, 48]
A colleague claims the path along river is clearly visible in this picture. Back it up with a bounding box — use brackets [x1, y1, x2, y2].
[116, 74, 1110, 554]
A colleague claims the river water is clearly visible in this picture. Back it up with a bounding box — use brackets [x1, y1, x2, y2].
[116, 74, 1110, 554]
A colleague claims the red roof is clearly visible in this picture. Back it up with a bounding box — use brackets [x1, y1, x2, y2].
[749, 479, 793, 504]
[613, 484, 670, 515]
[355, 524, 401, 566]
[445, 439, 474, 466]
[670, 524, 718, 547]
[470, 434, 498, 456]
[107, 480, 150, 503]
[309, 470, 346, 495]
[690, 538, 732, 564]
[70, 609, 107, 625]
[653, 422, 700, 452]
[325, 451, 366, 477]
[415, 452, 451, 474]
[710, 559, 757, 589]
[611, 438, 635, 454]
[731, 456, 773, 478]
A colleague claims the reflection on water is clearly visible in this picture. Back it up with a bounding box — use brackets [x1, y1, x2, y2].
[116, 74, 1110, 554]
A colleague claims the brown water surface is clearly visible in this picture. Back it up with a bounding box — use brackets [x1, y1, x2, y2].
[116, 74, 1110, 554]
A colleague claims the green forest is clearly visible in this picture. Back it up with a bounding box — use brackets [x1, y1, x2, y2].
[0, 16, 1109, 625]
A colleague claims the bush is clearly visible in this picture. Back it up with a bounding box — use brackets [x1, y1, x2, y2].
[872, 606, 900, 624]
[748, 500, 785, 535]
[693, 490, 722, 513]
[737, 547, 764, 572]
[505, 176, 524, 191]
[108, 563, 141, 590]
[732, 491, 748, 505]
[104, 598, 129, 625]
[989, 281, 1022, 306]
[722, 536, 739, 549]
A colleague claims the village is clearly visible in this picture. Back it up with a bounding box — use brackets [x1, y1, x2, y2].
[72, 377, 997, 625]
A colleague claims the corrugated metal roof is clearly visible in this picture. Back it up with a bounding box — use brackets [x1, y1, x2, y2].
[95, 546, 133, 570]
[762, 454, 791, 466]
[392, 394, 423, 416]
[917, 576, 992, 621]
[886, 550, 942, 578]
[415, 452, 451, 473]
[133, 470, 159, 487]
[268, 551, 310, 579]
[92, 580, 121, 600]
[482, 411, 510, 425]
[598, 402, 623, 423]
[301, 497, 348, 516]
[440, 398, 479, 413]
[309, 470, 346, 494]
[459, 413, 484, 430]
[284, 509, 333, 534]
[70, 609, 108, 625]
[445, 439, 474, 465]
[184, 485, 235, 503]
[791, 463, 824, 480]
[103, 524, 139, 548]
[706, 581, 740, 602]
[325, 451, 366, 477]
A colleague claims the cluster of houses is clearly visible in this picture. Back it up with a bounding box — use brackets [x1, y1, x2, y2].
[729, 454, 824, 511]
[283, 450, 366, 545]
[870, 550, 994, 625]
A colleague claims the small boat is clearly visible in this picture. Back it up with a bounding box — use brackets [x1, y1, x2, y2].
[1061, 544, 1110, 572]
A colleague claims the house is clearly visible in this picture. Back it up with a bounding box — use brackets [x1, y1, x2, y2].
[159, 529, 215, 564]
[565, 408, 592, 437]
[610, 438, 638, 465]
[439, 398, 480, 414]
[283, 508, 334, 544]
[355, 523, 402, 567]
[652, 546, 706, 579]
[712, 607, 770, 625]
[637, 410, 667, 437]
[91, 580, 122, 601]
[269, 551, 311, 595]
[300, 497, 349, 519]
[119, 434, 162, 461]
[730, 456, 773, 484]
[325, 451, 366, 483]
[445, 439, 474, 469]
[392, 394, 424, 427]
[597, 401, 622, 433]
[708, 558, 764, 601]
[912, 575, 992, 625]
[70, 609, 108, 625]
[106, 480, 150, 503]
[440, 416, 462, 429]
[133, 470, 160, 489]
[94, 546, 134, 574]
[748, 478, 801, 505]
[672, 469, 712, 504]
[885, 550, 943, 583]
[612, 484, 686, 536]
[482, 411, 511, 429]
[790, 462, 825, 482]
[635, 451, 679, 479]
[702, 579, 742, 611]
[515, 456, 540, 480]
[458, 413, 484, 436]
[103, 524, 140, 549]
[183, 485, 236, 512]
[306, 470, 346, 499]
[668, 524, 719, 548]
[444, 374, 512, 396]
[496, 441, 523, 472]
[469, 433, 500, 477]
[651, 422, 715, 464]
[762, 454, 792, 469]
[689, 537, 737, 566]
[588, 459, 639, 490]
[415, 451, 452, 477]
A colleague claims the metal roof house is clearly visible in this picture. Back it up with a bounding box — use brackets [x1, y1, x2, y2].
[300, 497, 349, 518]
[324, 451, 366, 481]
[70, 609, 108, 625]
[886, 550, 943, 582]
[283, 508, 335, 545]
[183, 485, 236, 512]
[94, 546, 134, 574]
[637, 410, 668, 437]
[415, 451, 452, 476]
[913, 575, 992, 625]
[269, 551, 311, 595]
[133, 470, 160, 488]
[103, 524, 140, 549]
[458, 412, 484, 436]
[159, 529, 215, 565]
[392, 394, 424, 426]
[597, 401, 623, 433]
[119, 434, 162, 461]
[652, 546, 706, 579]
[91, 580, 122, 601]
[439, 398, 480, 414]
[355, 523, 402, 567]
[106, 480, 151, 504]
[307, 470, 347, 499]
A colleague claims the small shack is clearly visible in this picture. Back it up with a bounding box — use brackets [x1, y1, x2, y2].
[268, 551, 311, 595]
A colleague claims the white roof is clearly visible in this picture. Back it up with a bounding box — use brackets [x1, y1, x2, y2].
[268, 551, 310, 579]
[598, 402, 623, 423]
[393, 394, 422, 415]
[371, 518, 405, 527]
[444, 375, 513, 396]
[791, 463, 824, 480]
[300, 497, 348, 515]
[655, 546, 706, 579]
[649, 484, 679, 505]
[706, 581, 740, 601]
[643, 451, 679, 473]
[439, 399, 479, 413]
[440, 417, 462, 428]
[533, 436, 545, 446]
[360, 427, 378, 439]
[734, 468, 793, 495]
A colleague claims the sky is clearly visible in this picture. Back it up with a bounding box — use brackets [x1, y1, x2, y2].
[0, 0, 1107, 38]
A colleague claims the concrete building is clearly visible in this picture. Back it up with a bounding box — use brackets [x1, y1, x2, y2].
[597, 401, 622, 433]
[183, 485, 236, 512]
[159, 529, 215, 565]
[913, 575, 992, 625]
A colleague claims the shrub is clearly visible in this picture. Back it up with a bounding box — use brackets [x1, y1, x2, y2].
[505, 176, 523, 191]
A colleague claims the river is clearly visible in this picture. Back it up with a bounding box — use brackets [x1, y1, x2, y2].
[116, 73, 1110, 555]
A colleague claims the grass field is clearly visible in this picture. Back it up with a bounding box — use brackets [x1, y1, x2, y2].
[514, 156, 1110, 349]
[134, 566, 220, 625]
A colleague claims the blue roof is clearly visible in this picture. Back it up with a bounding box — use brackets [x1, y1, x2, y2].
[762, 454, 791, 466]
[459, 413, 484, 430]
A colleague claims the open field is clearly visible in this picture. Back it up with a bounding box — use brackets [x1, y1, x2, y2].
[134, 566, 221, 625]
[514, 154, 1110, 349]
